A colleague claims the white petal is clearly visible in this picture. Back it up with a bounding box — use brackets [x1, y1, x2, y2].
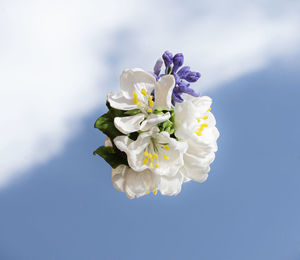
[114, 131, 151, 172]
[107, 92, 138, 110]
[158, 172, 183, 196]
[187, 127, 219, 154]
[120, 69, 156, 99]
[191, 96, 212, 111]
[154, 75, 175, 110]
[140, 112, 170, 132]
[179, 166, 208, 183]
[127, 127, 158, 153]
[182, 95, 212, 113]
[174, 95, 213, 127]
[124, 168, 159, 198]
[174, 121, 195, 141]
[112, 165, 159, 199]
[112, 165, 127, 192]
[174, 100, 196, 126]
[113, 135, 133, 153]
[152, 131, 188, 177]
[180, 152, 215, 182]
[114, 113, 145, 134]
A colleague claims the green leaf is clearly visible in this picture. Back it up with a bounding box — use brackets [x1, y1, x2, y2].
[106, 100, 112, 109]
[165, 126, 171, 133]
[124, 109, 141, 116]
[162, 120, 172, 129]
[153, 110, 164, 115]
[167, 66, 172, 74]
[93, 146, 128, 169]
[153, 107, 171, 114]
[94, 105, 137, 141]
[94, 110, 123, 141]
[169, 128, 175, 135]
[170, 110, 175, 122]
[128, 131, 139, 141]
[154, 107, 164, 113]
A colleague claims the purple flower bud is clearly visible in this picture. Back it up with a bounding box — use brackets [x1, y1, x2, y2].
[173, 86, 180, 94]
[153, 58, 163, 76]
[172, 92, 184, 105]
[173, 73, 180, 83]
[172, 53, 184, 73]
[184, 71, 201, 82]
[179, 85, 200, 97]
[177, 66, 191, 78]
[177, 80, 190, 88]
[162, 51, 173, 73]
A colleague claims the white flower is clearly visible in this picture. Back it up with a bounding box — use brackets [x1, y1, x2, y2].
[107, 68, 175, 134]
[113, 127, 187, 177]
[105, 136, 185, 198]
[112, 165, 159, 199]
[174, 95, 219, 182]
[112, 165, 184, 199]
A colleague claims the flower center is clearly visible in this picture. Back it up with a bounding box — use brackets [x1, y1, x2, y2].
[195, 107, 210, 136]
[132, 89, 154, 114]
[142, 143, 170, 168]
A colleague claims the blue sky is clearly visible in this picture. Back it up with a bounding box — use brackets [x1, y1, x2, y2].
[1, 1, 300, 259]
[1, 55, 300, 260]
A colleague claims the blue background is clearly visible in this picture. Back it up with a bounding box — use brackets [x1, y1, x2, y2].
[0, 55, 299, 259]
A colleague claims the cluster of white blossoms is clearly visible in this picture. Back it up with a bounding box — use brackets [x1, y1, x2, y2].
[94, 51, 219, 198]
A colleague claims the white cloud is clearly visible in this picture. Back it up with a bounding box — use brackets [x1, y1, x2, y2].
[0, 0, 299, 188]
[106, 0, 300, 90]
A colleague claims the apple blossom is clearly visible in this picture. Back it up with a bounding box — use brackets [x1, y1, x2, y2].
[107, 68, 175, 134]
[175, 95, 219, 182]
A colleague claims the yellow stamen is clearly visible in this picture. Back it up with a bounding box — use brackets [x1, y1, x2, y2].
[163, 145, 170, 150]
[132, 97, 139, 104]
[163, 154, 169, 160]
[141, 88, 147, 96]
[143, 158, 149, 165]
[197, 118, 201, 123]
[148, 95, 154, 106]
[147, 108, 152, 113]
[155, 163, 159, 168]
[203, 115, 208, 120]
[149, 162, 154, 168]
[207, 107, 211, 112]
[195, 123, 208, 136]
[153, 153, 158, 158]
[132, 91, 138, 98]
[148, 153, 153, 159]
[153, 190, 157, 195]
[144, 151, 148, 157]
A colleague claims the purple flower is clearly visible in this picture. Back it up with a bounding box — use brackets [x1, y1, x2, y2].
[183, 71, 201, 82]
[153, 58, 163, 76]
[177, 81, 190, 89]
[162, 51, 173, 73]
[172, 90, 184, 105]
[178, 85, 200, 97]
[154, 51, 202, 105]
[177, 66, 191, 78]
[172, 53, 184, 73]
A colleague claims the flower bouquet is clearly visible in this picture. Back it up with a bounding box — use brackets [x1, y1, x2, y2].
[94, 51, 219, 198]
